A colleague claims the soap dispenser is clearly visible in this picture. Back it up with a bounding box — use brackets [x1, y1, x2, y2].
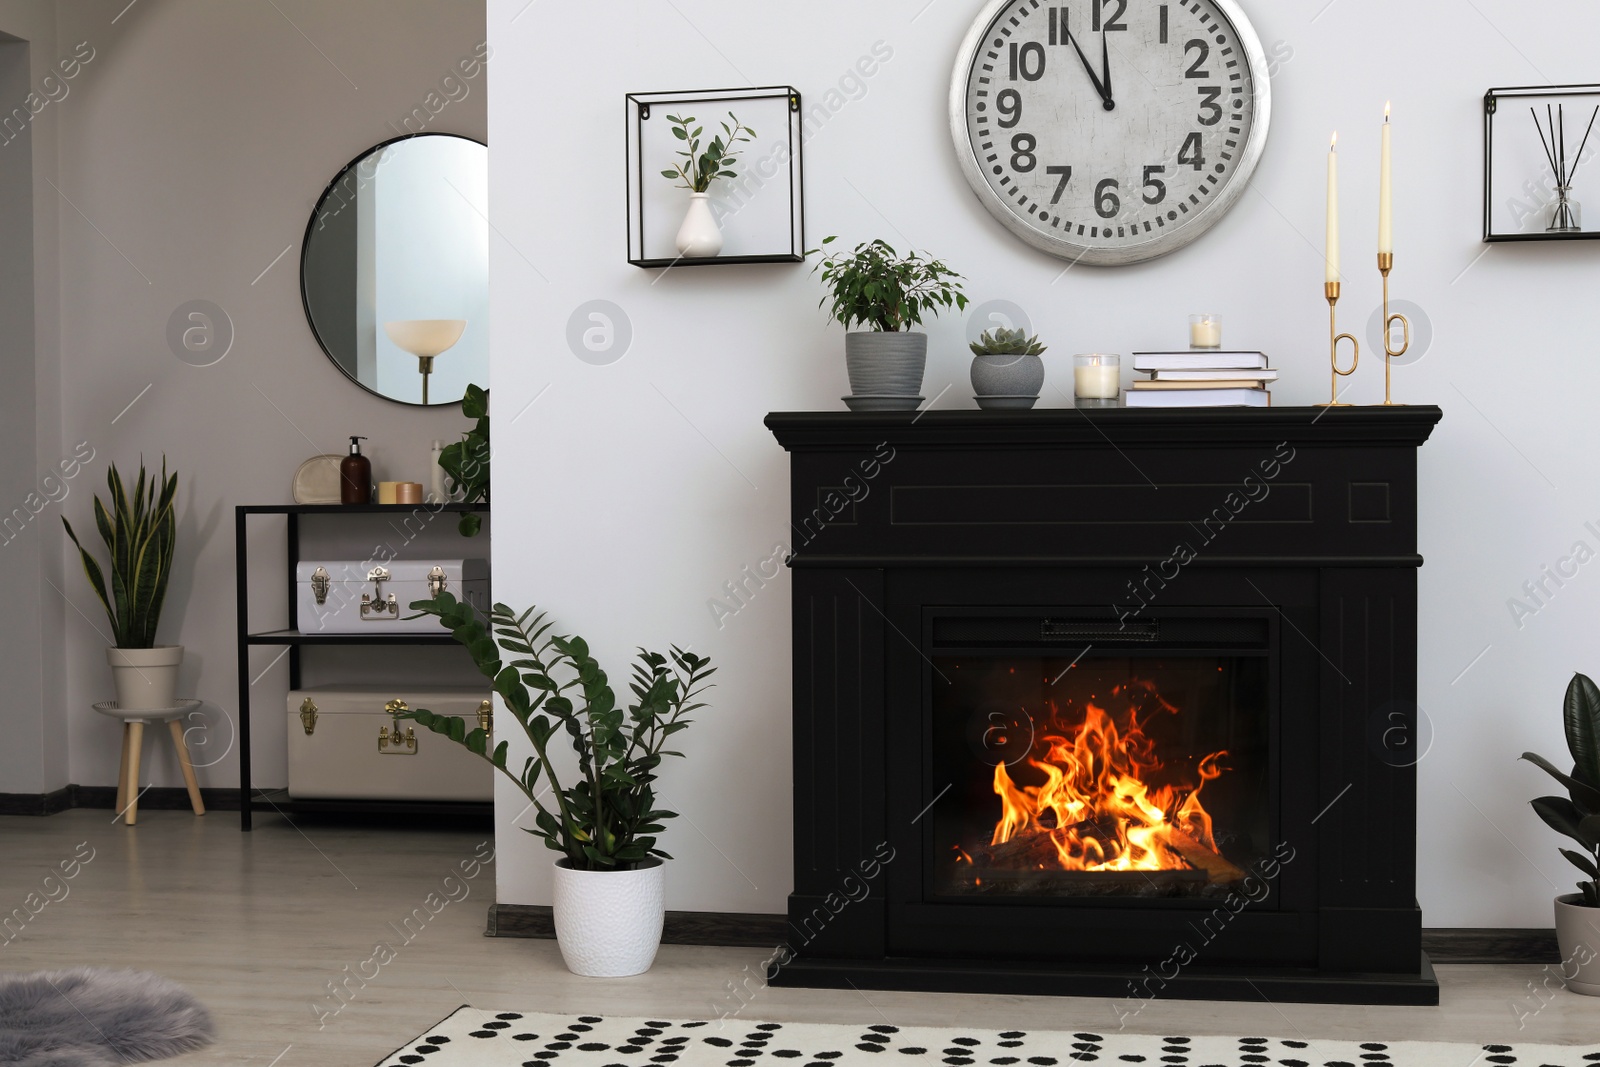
[340, 436, 371, 504]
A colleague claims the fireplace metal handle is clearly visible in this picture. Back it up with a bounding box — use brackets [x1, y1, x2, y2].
[1041, 619, 1159, 642]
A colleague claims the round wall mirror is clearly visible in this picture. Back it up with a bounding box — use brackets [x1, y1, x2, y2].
[301, 133, 488, 407]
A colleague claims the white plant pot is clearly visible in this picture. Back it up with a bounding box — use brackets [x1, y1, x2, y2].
[106, 645, 183, 711]
[551, 858, 665, 977]
[1555, 893, 1600, 995]
[675, 193, 723, 258]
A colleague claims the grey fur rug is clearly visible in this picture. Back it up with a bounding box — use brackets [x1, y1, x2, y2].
[0, 968, 214, 1067]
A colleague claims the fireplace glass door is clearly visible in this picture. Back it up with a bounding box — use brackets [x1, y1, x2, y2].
[929, 651, 1271, 902]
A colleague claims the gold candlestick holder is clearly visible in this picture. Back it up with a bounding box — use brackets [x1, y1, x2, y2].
[1316, 281, 1359, 407]
[1377, 252, 1410, 406]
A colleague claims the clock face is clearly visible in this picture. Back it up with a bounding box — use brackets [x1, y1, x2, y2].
[949, 0, 1272, 266]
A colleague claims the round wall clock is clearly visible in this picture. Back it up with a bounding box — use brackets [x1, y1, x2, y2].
[949, 0, 1272, 266]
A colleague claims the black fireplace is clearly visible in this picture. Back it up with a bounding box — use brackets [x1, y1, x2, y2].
[765, 407, 1442, 1005]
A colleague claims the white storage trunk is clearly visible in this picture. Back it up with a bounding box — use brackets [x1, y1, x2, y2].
[287, 686, 494, 801]
[295, 558, 488, 634]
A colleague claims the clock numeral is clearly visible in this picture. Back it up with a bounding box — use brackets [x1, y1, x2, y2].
[1094, 178, 1121, 219]
[1184, 39, 1211, 79]
[1159, 5, 1169, 44]
[996, 89, 1023, 129]
[1048, 7, 1070, 46]
[1196, 86, 1223, 126]
[1179, 132, 1206, 171]
[1009, 42, 1046, 81]
[1046, 165, 1073, 204]
[1010, 133, 1038, 173]
[1092, 0, 1128, 32]
[1142, 165, 1167, 205]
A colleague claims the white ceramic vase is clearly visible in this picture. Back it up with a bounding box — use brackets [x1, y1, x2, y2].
[551, 858, 665, 977]
[1555, 893, 1600, 995]
[675, 193, 723, 258]
[106, 645, 183, 710]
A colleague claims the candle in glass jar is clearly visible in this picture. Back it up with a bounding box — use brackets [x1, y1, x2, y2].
[1074, 354, 1121, 399]
[1189, 314, 1222, 349]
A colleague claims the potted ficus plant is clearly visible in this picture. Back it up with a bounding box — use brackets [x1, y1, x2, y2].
[398, 593, 714, 977]
[661, 111, 754, 259]
[969, 328, 1047, 410]
[811, 237, 968, 407]
[1523, 671, 1600, 995]
[62, 460, 181, 710]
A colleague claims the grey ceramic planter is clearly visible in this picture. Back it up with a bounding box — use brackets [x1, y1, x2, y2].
[845, 332, 927, 397]
[1555, 893, 1600, 995]
[970, 353, 1045, 397]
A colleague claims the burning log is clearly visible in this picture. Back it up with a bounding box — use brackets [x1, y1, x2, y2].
[1164, 830, 1247, 884]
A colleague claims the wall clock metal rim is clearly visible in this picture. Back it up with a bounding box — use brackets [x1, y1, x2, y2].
[948, 0, 1273, 267]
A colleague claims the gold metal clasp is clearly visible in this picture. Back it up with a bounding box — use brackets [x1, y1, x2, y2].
[379, 698, 416, 754]
[299, 697, 317, 735]
[476, 699, 492, 736]
[360, 566, 398, 620]
[428, 566, 448, 598]
[310, 567, 330, 605]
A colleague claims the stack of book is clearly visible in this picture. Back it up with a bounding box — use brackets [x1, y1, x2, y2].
[1124, 351, 1276, 407]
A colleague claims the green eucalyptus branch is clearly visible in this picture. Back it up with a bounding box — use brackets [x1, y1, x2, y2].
[660, 111, 756, 193]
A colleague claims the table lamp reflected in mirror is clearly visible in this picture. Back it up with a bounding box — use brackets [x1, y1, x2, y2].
[383, 319, 467, 405]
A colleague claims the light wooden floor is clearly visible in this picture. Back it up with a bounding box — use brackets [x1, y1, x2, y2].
[0, 810, 1592, 1067]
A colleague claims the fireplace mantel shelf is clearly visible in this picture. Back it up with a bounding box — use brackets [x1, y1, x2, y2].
[767, 405, 1442, 450]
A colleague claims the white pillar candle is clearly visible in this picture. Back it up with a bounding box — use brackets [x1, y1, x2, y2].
[1074, 355, 1121, 399]
[1189, 315, 1222, 349]
[1378, 103, 1393, 255]
[1326, 132, 1340, 283]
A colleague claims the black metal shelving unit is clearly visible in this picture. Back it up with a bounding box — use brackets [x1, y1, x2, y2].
[233, 503, 492, 830]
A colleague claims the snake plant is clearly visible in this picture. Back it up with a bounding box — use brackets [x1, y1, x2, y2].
[1523, 672, 1600, 906]
[62, 459, 178, 649]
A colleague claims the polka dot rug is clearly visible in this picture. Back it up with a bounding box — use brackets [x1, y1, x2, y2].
[374, 1011, 1600, 1067]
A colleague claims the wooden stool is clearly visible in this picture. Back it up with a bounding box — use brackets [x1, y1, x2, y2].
[92, 700, 206, 825]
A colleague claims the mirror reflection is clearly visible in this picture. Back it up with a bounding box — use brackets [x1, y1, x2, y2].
[301, 134, 488, 406]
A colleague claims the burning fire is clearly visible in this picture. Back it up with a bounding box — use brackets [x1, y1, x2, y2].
[982, 693, 1233, 878]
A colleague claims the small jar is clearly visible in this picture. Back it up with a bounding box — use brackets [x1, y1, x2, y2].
[1189, 314, 1223, 349]
[1074, 354, 1121, 408]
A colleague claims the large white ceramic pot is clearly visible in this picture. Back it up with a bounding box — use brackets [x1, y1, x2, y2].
[551, 858, 665, 977]
[1555, 893, 1600, 995]
[106, 645, 183, 711]
[845, 332, 928, 397]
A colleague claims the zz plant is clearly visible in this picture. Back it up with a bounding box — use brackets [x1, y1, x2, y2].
[400, 594, 714, 871]
[1523, 672, 1600, 906]
[439, 383, 489, 537]
[62, 459, 178, 649]
[810, 236, 968, 332]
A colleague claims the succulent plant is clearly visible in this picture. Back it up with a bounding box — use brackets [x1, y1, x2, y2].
[970, 328, 1046, 357]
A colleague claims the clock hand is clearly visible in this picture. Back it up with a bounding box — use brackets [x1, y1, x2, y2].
[1100, 30, 1115, 110]
[1063, 26, 1112, 109]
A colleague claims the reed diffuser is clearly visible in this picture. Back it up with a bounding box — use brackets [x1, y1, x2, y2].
[1531, 102, 1598, 233]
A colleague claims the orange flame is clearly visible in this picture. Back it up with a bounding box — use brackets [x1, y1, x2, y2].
[989, 701, 1228, 873]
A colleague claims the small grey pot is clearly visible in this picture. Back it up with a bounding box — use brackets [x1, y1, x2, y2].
[845, 332, 928, 397]
[970, 353, 1046, 398]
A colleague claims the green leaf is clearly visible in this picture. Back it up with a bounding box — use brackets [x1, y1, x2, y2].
[1532, 795, 1600, 847]
[1522, 751, 1600, 812]
[1566, 673, 1600, 788]
[1561, 847, 1600, 880]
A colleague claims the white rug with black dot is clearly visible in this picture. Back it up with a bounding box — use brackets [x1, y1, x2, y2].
[375, 1011, 1600, 1067]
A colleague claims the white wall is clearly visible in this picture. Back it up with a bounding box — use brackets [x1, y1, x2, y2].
[0, 1, 64, 796]
[17, 0, 487, 795]
[490, 0, 1600, 927]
